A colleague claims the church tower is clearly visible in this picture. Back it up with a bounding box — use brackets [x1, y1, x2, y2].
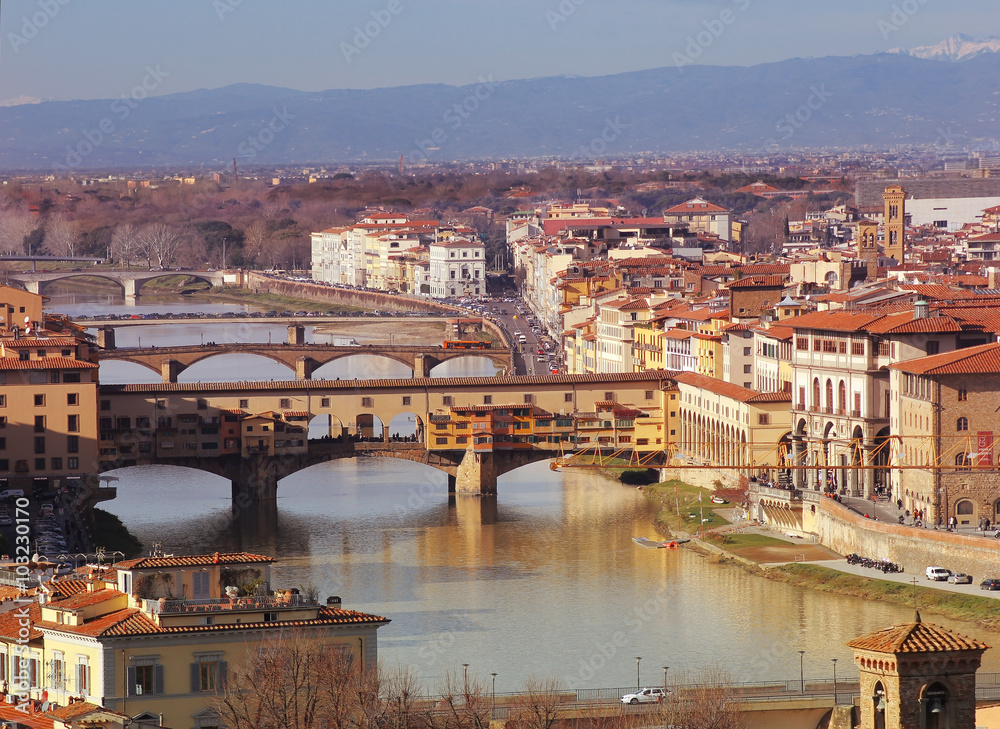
[848, 613, 988, 729]
[884, 184, 906, 263]
[857, 219, 879, 281]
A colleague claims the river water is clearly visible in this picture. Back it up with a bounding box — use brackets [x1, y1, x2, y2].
[46, 287, 1000, 692]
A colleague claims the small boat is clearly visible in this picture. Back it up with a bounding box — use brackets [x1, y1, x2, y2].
[633, 537, 690, 549]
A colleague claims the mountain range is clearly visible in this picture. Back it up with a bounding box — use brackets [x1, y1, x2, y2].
[889, 33, 1000, 62]
[2, 41, 999, 170]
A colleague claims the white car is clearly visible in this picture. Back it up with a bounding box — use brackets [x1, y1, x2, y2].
[621, 688, 669, 704]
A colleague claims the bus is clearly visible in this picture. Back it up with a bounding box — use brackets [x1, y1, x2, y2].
[443, 340, 491, 349]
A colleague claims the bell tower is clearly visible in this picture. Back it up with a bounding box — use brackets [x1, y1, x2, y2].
[884, 184, 906, 263]
[857, 219, 879, 281]
[848, 612, 988, 729]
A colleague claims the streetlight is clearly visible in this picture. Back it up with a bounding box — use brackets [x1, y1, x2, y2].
[462, 663, 469, 693]
[662, 666, 669, 691]
[490, 672, 497, 713]
[831, 658, 838, 704]
[636, 657, 642, 691]
[798, 651, 805, 694]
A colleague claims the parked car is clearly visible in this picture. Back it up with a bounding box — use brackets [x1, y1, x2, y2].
[925, 566, 952, 581]
[948, 573, 973, 584]
[621, 688, 669, 705]
[981, 579, 1000, 591]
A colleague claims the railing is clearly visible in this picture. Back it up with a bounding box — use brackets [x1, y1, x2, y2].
[145, 593, 318, 614]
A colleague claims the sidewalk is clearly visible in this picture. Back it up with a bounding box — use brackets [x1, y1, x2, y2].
[837, 493, 1000, 542]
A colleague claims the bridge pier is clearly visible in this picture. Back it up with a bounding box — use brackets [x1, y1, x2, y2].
[288, 324, 305, 345]
[234, 455, 281, 504]
[161, 359, 183, 383]
[455, 446, 498, 495]
[413, 354, 441, 378]
[123, 279, 139, 302]
[97, 326, 116, 350]
[296, 357, 316, 380]
[23, 281, 40, 295]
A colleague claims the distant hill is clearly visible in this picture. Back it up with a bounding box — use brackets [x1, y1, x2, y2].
[2, 50, 999, 170]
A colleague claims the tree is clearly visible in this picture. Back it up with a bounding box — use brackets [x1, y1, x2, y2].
[111, 223, 140, 268]
[0, 207, 39, 255]
[242, 219, 270, 265]
[137, 222, 183, 269]
[43, 213, 81, 257]
[654, 666, 747, 729]
[507, 676, 564, 729]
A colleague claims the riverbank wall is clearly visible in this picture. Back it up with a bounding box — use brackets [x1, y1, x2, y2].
[245, 273, 462, 315]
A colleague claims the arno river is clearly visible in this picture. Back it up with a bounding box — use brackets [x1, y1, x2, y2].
[49, 287, 1000, 692]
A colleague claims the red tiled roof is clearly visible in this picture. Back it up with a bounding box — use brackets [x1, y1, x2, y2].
[0, 602, 42, 641]
[674, 372, 791, 404]
[847, 617, 988, 654]
[45, 702, 126, 723]
[36, 607, 159, 638]
[788, 311, 886, 333]
[664, 198, 728, 214]
[0, 357, 97, 371]
[50, 588, 123, 611]
[0, 704, 54, 729]
[115, 552, 275, 570]
[889, 343, 1000, 376]
[862, 313, 963, 335]
[0, 338, 79, 348]
[726, 275, 787, 289]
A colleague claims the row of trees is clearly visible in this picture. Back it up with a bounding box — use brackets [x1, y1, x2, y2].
[214, 633, 746, 729]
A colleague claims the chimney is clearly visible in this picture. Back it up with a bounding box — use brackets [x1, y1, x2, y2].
[914, 300, 930, 320]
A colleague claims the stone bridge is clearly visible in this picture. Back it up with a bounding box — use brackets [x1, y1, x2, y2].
[8, 269, 230, 300]
[99, 439, 553, 504]
[99, 342, 513, 380]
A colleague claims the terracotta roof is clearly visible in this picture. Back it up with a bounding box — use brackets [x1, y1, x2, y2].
[36, 607, 160, 638]
[0, 704, 54, 729]
[674, 371, 791, 404]
[49, 579, 91, 598]
[726, 275, 787, 289]
[100, 371, 681, 396]
[889, 343, 1000, 376]
[0, 338, 79, 347]
[847, 617, 988, 654]
[788, 311, 886, 333]
[0, 602, 42, 641]
[50, 588, 123, 611]
[45, 702, 127, 723]
[115, 552, 275, 570]
[0, 357, 97, 371]
[862, 313, 963, 335]
[664, 198, 728, 214]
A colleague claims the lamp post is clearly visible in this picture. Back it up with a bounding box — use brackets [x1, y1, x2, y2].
[662, 666, 669, 691]
[636, 657, 642, 691]
[462, 663, 469, 696]
[798, 651, 805, 694]
[490, 673, 497, 713]
[831, 659, 838, 704]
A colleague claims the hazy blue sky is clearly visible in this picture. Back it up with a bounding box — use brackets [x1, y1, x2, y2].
[0, 0, 997, 103]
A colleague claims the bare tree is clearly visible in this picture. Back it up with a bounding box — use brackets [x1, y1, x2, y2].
[507, 676, 564, 729]
[426, 668, 492, 729]
[137, 222, 183, 269]
[44, 213, 81, 257]
[654, 666, 747, 729]
[111, 223, 140, 268]
[243, 219, 270, 265]
[0, 208, 39, 256]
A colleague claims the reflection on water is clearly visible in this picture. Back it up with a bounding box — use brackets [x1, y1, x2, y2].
[101, 458, 1000, 689]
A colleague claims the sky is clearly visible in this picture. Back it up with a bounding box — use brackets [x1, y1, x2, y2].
[0, 0, 997, 104]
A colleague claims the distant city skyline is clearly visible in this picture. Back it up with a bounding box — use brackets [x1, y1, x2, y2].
[0, 0, 997, 104]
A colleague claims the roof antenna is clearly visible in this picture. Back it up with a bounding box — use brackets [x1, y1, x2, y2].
[910, 576, 921, 621]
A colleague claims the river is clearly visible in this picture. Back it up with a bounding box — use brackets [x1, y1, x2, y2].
[46, 287, 1000, 693]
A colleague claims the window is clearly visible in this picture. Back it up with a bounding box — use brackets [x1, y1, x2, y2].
[0, 439, 5, 450]
[0, 396, 4, 408]
[192, 656, 226, 692]
[604, 392, 615, 401]
[51, 457, 62, 470]
[129, 660, 164, 696]
[100, 399, 110, 410]
[958, 388, 968, 402]
[279, 398, 291, 409]
[197, 399, 208, 410]
[63, 372, 80, 383]
[50, 371, 60, 384]
[361, 397, 373, 408]
[34, 416, 45, 433]
[402, 396, 411, 406]
[957, 417, 969, 431]
[436, 437, 448, 445]
[34, 394, 45, 407]
[796, 337, 808, 351]
[852, 341, 865, 356]
[76, 656, 91, 694]
[18, 351, 28, 362]
[564, 393, 573, 402]
[645, 390, 654, 400]
[34, 437, 45, 454]
[442, 396, 453, 406]
[743, 365, 752, 374]
[743, 347, 751, 356]
[68, 457, 78, 469]
[67, 393, 78, 406]
[927, 341, 940, 355]
[239, 399, 250, 408]
[956, 453, 972, 468]
[956, 500, 975, 515]
[483, 395, 492, 405]
[523, 394, 534, 404]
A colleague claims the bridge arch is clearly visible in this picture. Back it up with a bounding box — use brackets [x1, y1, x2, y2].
[311, 353, 415, 380]
[177, 353, 296, 382]
[36, 273, 129, 297]
[132, 273, 218, 297]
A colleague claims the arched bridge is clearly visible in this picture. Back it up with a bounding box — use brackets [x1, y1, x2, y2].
[8, 269, 229, 300]
[99, 342, 513, 380]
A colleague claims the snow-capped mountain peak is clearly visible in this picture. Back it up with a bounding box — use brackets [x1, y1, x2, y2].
[890, 34, 1000, 62]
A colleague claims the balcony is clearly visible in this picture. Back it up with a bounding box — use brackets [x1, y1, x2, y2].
[144, 593, 318, 615]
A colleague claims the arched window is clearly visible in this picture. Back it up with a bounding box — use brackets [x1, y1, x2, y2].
[956, 453, 972, 468]
[812, 378, 821, 409]
[838, 381, 846, 414]
[957, 417, 969, 432]
[825, 380, 833, 411]
[956, 500, 975, 515]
